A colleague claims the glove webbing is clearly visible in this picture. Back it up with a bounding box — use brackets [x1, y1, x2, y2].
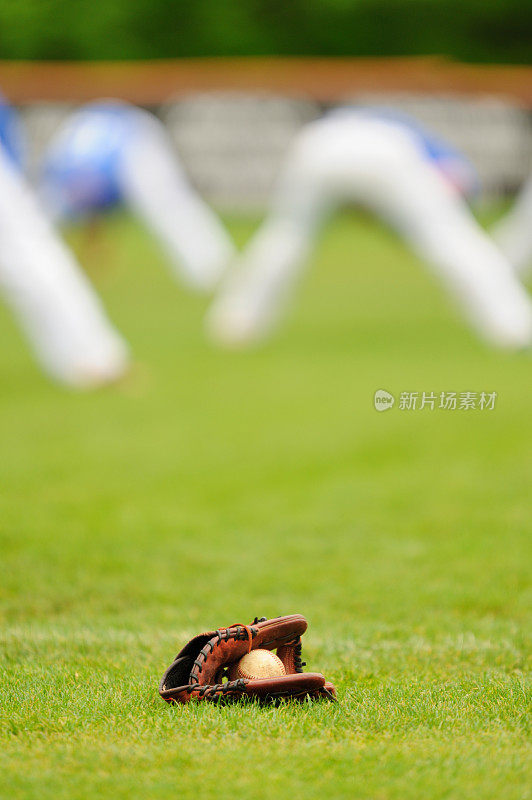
[185, 623, 258, 695]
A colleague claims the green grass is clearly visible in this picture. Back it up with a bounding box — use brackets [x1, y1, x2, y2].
[0, 211, 530, 799]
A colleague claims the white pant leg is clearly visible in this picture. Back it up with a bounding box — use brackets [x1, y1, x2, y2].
[0, 148, 129, 387]
[362, 130, 532, 348]
[119, 123, 235, 291]
[206, 204, 323, 346]
[492, 175, 532, 277]
[208, 115, 532, 349]
[206, 134, 331, 345]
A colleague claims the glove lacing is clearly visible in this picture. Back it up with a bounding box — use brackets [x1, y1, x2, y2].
[181, 623, 259, 698]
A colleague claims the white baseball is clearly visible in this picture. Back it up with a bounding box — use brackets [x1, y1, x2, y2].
[229, 649, 286, 680]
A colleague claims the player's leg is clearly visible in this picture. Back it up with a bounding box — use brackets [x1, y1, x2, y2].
[206, 129, 332, 345]
[0, 148, 129, 387]
[492, 175, 532, 277]
[209, 113, 532, 349]
[119, 118, 235, 291]
[370, 131, 532, 348]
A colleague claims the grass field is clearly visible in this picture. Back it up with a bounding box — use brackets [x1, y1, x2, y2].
[0, 211, 530, 799]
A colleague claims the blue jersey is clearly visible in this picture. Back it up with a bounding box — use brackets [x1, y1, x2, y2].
[41, 102, 144, 219]
[332, 106, 479, 198]
[0, 93, 26, 168]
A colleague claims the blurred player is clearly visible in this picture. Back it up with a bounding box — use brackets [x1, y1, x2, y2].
[0, 92, 26, 169]
[0, 94, 128, 388]
[492, 174, 532, 277]
[40, 101, 235, 290]
[207, 108, 532, 350]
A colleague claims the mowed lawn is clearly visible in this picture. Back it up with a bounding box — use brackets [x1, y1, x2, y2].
[0, 212, 530, 799]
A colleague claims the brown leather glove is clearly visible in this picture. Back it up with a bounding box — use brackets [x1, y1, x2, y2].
[159, 614, 336, 704]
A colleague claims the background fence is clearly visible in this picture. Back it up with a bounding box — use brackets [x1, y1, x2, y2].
[4, 57, 531, 211]
[18, 92, 532, 212]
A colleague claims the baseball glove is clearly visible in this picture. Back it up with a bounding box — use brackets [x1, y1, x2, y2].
[159, 614, 336, 703]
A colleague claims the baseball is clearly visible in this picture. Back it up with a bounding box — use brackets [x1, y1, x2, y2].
[228, 649, 286, 680]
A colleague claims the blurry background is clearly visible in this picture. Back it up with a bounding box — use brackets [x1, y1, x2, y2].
[0, 0, 531, 209]
[1, 3, 531, 798]
[0, 0, 530, 61]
